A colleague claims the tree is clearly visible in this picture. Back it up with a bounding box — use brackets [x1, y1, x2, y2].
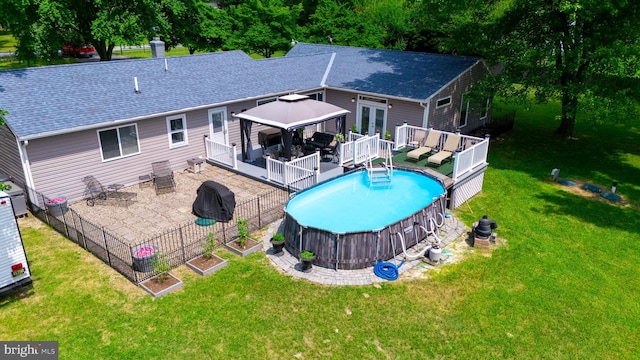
[0, 0, 40, 64]
[305, 0, 383, 48]
[0, 108, 7, 126]
[421, 0, 640, 137]
[1, 0, 166, 61]
[158, 0, 231, 54]
[225, 0, 302, 58]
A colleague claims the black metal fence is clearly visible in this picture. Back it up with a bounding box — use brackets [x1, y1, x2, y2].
[25, 185, 290, 284]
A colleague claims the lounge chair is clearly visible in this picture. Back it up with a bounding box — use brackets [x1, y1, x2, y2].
[82, 175, 107, 206]
[407, 130, 441, 161]
[427, 134, 461, 166]
[151, 160, 175, 195]
[408, 128, 427, 149]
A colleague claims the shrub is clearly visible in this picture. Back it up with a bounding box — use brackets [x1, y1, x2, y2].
[151, 253, 171, 282]
[237, 219, 248, 248]
[300, 250, 315, 260]
[203, 233, 215, 259]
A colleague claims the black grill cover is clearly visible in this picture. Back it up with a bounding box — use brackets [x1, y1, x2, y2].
[192, 181, 236, 222]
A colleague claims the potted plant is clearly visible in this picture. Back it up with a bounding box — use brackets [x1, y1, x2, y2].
[45, 197, 68, 217]
[299, 250, 316, 273]
[186, 233, 227, 276]
[270, 232, 285, 256]
[131, 244, 158, 272]
[385, 130, 392, 141]
[224, 218, 262, 256]
[335, 133, 345, 143]
[139, 252, 183, 298]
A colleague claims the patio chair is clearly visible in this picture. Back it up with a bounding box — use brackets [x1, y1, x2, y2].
[407, 130, 442, 161]
[151, 160, 175, 195]
[321, 137, 338, 162]
[408, 128, 427, 149]
[82, 175, 107, 206]
[427, 134, 461, 166]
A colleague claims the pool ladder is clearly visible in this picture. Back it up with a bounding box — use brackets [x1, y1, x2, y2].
[366, 144, 393, 185]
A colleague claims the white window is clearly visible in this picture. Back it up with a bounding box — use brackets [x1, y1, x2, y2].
[166, 114, 188, 148]
[436, 96, 451, 108]
[303, 91, 324, 102]
[257, 97, 278, 106]
[98, 124, 140, 161]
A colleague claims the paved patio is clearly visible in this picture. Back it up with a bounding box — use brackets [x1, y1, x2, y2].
[69, 163, 283, 244]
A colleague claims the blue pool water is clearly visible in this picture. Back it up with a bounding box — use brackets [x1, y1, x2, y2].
[285, 169, 446, 233]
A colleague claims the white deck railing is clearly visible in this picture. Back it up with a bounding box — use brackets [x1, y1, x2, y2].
[337, 133, 392, 166]
[395, 123, 426, 150]
[266, 152, 320, 189]
[392, 123, 489, 180]
[205, 138, 237, 169]
[452, 137, 489, 180]
[354, 134, 379, 164]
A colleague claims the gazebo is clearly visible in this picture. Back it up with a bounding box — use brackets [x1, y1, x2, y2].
[235, 94, 350, 161]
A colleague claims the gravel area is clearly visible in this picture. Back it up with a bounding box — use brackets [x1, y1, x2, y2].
[69, 163, 281, 244]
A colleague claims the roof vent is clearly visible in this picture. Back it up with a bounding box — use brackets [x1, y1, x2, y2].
[134, 77, 140, 93]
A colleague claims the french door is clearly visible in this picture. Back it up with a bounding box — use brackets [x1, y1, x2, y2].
[358, 103, 387, 136]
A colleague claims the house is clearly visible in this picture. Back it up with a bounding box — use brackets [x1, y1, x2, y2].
[0, 40, 490, 203]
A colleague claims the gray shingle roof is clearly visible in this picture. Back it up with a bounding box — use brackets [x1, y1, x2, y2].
[287, 43, 480, 101]
[0, 50, 331, 139]
[0, 43, 479, 140]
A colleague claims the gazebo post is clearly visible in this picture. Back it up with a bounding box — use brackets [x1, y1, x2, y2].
[281, 128, 293, 160]
[239, 118, 247, 162]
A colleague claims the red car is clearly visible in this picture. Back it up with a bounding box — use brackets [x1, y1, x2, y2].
[62, 42, 96, 58]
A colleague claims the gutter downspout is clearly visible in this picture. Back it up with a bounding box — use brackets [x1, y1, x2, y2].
[17, 138, 36, 203]
[420, 101, 429, 128]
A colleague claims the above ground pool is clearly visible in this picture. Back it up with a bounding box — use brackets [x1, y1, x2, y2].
[283, 168, 447, 270]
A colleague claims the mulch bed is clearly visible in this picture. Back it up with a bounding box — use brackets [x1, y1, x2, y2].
[188, 255, 225, 271]
[225, 238, 261, 252]
[140, 273, 181, 293]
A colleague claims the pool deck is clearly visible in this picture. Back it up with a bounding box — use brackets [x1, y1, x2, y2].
[261, 215, 468, 286]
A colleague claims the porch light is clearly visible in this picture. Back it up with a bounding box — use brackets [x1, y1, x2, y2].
[351, 98, 356, 103]
[387, 103, 393, 109]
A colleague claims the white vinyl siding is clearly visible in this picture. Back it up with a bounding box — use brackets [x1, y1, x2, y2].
[167, 114, 188, 148]
[98, 124, 140, 161]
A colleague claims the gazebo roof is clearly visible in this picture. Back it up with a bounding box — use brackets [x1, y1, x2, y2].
[235, 94, 350, 130]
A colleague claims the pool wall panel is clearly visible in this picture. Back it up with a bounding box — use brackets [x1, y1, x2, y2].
[283, 196, 446, 270]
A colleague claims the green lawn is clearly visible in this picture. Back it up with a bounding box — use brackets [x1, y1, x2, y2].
[1, 101, 639, 359]
[0, 30, 17, 52]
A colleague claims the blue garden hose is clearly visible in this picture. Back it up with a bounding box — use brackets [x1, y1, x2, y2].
[374, 260, 405, 281]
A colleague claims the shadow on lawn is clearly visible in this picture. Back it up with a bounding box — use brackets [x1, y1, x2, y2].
[488, 115, 640, 208]
[0, 284, 35, 308]
[532, 189, 640, 233]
